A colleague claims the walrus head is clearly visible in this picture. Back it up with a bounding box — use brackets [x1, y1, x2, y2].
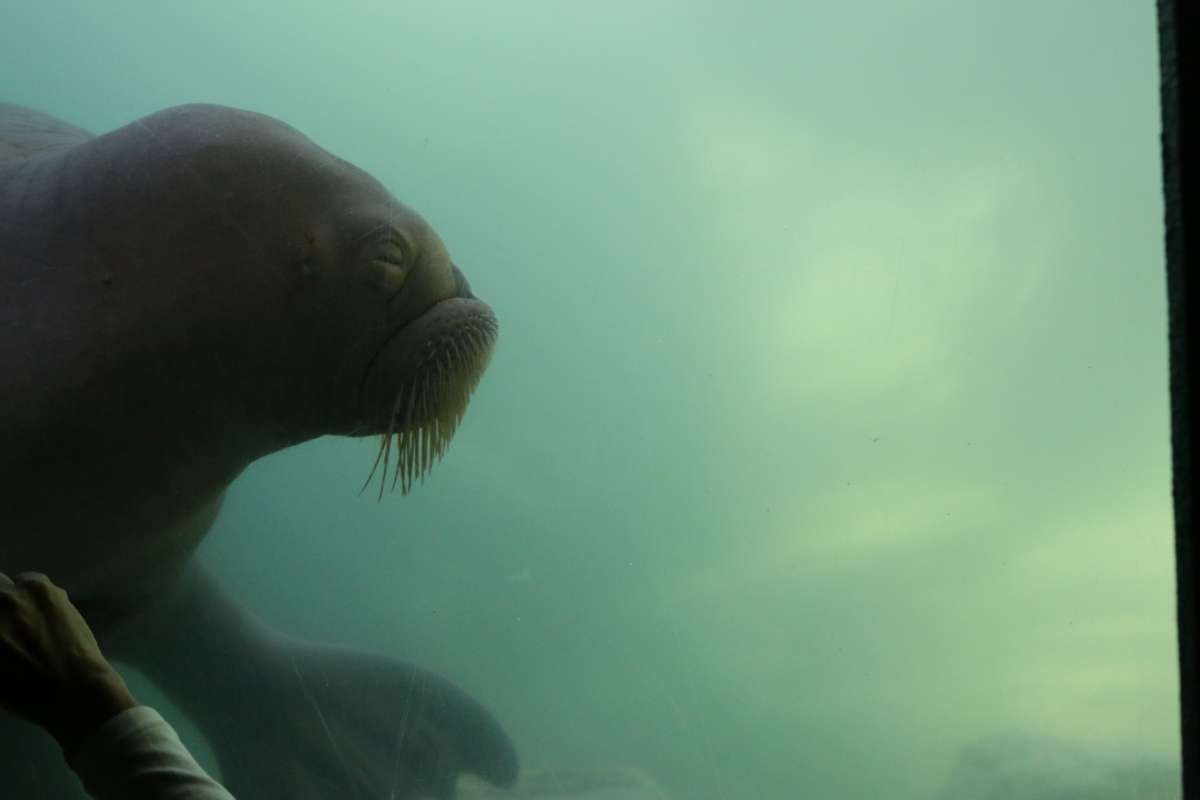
[354, 261, 498, 497]
[32, 104, 499, 499]
[176, 109, 501, 496]
[318, 166, 498, 498]
[168, 107, 498, 496]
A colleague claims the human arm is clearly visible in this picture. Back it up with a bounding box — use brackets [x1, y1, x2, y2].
[1, 571, 234, 800]
[0, 570, 137, 755]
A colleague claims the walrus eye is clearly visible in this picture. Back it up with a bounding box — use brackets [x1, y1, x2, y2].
[375, 239, 411, 294]
[377, 239, 407, 267]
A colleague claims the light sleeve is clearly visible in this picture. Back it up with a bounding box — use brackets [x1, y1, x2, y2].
[68, 706, 235, 800]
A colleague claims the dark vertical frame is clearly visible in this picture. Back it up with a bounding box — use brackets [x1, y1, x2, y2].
[1161, 0, 1200, 795]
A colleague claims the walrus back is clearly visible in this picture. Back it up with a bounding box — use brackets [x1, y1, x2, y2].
[0, 103, 93, 175]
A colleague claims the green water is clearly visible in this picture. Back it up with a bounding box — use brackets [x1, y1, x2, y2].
[1, 2, 1178, 798]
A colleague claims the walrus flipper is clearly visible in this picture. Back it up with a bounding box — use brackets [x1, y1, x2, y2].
[0, 710, 92, 799]
[0, 103, 93, 173]
[105, 563, 518, 800]
[208, 641, 519, 800]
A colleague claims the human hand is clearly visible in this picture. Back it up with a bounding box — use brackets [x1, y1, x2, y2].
[0, 571, 138, 755]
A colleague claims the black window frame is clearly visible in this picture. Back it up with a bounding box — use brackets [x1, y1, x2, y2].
[1159, 1, 1200, 794]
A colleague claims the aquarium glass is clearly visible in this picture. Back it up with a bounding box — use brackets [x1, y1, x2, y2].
[0, 1, 1177, 798]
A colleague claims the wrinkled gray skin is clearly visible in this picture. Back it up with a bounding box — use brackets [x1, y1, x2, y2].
[0, 103, 515, 800]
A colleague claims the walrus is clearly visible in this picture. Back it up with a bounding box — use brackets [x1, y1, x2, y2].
[0, 103, 514, 800]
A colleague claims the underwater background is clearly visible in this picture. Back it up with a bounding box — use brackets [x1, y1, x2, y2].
[0, 1, 1180, 798]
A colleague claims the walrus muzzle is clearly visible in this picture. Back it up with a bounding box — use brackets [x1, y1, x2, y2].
[357, 294, 498, 496]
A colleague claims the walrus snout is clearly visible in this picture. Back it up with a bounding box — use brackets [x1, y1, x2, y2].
[356, 295, 497, 495]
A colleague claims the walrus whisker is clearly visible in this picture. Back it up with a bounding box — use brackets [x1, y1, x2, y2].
[360, 310, 497, 499]
[360, 425, 389, 498]
[390, 380, 420, 495]
[367, 321, 495, 498]
[360, 381, 406, 498]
